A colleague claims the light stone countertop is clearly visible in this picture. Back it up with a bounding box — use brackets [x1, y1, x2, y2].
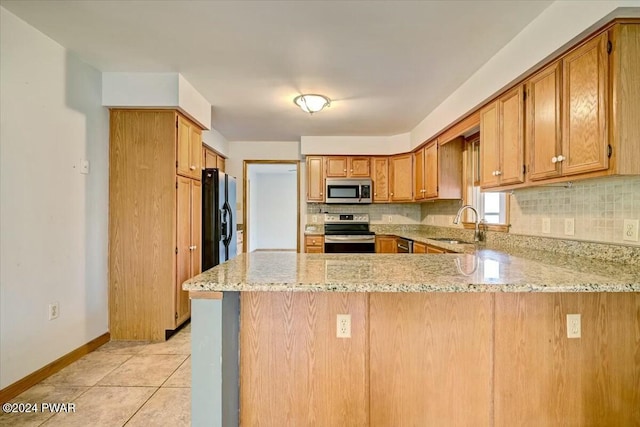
[184, 251, 640, 293]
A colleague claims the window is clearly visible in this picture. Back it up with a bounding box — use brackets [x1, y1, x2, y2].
[463, 133, 509, 230]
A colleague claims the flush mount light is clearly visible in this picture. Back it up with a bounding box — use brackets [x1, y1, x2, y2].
[293, 94, 331, 114]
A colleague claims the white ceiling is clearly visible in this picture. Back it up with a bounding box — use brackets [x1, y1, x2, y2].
[1, 0, 553, 141]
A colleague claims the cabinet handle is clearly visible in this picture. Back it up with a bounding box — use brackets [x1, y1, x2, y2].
[190, 166, 196, 170]
[344, 169, 347, 172]
[390, 192, 394, 196]
[374, 192, 377, 196]
[320, 192, 323, 196]
[495, 170, 502, 176]
[552, 156, 558, 163]
[557, 155, 565, 162]
[350, 169, 354, 172]
[492, 171, 497, 176]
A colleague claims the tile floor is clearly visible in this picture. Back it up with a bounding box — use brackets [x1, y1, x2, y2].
[0, 323, 191, 427]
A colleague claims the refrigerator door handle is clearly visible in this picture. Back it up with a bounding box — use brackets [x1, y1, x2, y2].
[223, 202, 234, 244]
[218, 208, 226, 242]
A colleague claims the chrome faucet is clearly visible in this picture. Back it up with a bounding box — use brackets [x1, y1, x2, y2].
[453, 205, 484, 242]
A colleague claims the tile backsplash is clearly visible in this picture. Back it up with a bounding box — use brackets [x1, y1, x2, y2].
[509, 176, 640, 246]
[306, 203, 421, 225]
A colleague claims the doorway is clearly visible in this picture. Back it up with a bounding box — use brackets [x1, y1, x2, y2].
[243, 161, 300, 252]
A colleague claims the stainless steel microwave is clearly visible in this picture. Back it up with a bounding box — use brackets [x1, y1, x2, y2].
[325, 178, 372, 204]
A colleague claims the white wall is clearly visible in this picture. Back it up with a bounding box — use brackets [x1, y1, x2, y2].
[301, 133, 411, 155]
[410, 1, 640, 147]
[254, 174, 297, 250]
[0, 7, 109, 389]
[102, 72, 212, 130]
[202, 128, 229, 157]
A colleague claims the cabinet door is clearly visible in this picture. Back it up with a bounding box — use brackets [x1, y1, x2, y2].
[413, 148, 425, 200]
[389, 154, 413, 201]
[325, 156, 348, 177]
[176, 176, 192, 326]
[498, 86, 525, 185]
[306, 156, 324, 202]
[349, 157, 371, 177]
[413, 242, 427, 253]
[562, 32, 609, 176]
[424, 142, 439, 198]
[480, 101, 500, 188]
[217, 156, 226, 172]
[177, 116, 192, 178]
[204, 147, 217, 169]
[190, 180, 202, 278]
[372, 157, 389, 202]
[426, 245, 445, 254]
[189, 126, 202, 178]
[375, 236, 397, 253]
[527, 61, 562, 181]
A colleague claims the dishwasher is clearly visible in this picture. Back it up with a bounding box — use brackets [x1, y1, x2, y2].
[396, 237, 413, 253]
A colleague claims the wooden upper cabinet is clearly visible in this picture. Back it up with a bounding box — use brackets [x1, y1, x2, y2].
[527, 61, 562, 181]
[562, 32, 609, 176]
[372, 157, 389, 202]
[203, 146, 217, 169]
[325, 156, 349, 177]
[217, 156, 226, 172]
[349, 157, 371, 177]
[480, 101, 500, 188]
[177, 115, 202, 180]
[306, 156, 324, 202]
[326, 156, 370, 177]
[389, 154, 413, 201]
[480, 87, 524, 188]
[499, 86, 525, 185]
[424, 142, 439, 198]
[413, 148, 426, 200]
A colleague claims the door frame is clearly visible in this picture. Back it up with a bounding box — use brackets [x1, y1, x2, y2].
[242, 160, 301, 253]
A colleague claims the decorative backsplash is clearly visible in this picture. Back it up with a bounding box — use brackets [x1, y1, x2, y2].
[509, 176, 640, 246]
[306, 203, 421, 225]
[420, 176, 640, 247]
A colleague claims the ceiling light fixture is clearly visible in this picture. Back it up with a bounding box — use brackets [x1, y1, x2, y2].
[293, 94, 331, 114]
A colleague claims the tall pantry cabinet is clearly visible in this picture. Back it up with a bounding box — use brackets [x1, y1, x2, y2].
[109, 109, 203, 341]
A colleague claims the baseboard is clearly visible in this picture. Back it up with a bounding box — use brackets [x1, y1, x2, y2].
[0, 332, 110, 404]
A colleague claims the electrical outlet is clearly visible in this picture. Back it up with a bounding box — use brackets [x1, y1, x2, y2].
[336, 314, 351, 338]
[623, 219, 639, 242]
[312, 215, 317, 223]
[48, 302, 59, 320]
[387, 215, 393, 223]
[564, 218, 575, 236]
[80, 159, 90, 174]
[542, 218, 551, 234]
[566, 314, 581, 338]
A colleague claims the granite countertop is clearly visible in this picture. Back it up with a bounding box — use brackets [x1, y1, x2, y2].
[184, 250, 640, 293]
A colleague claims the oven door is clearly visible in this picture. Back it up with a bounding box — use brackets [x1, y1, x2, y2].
[324, 235, 375, 253]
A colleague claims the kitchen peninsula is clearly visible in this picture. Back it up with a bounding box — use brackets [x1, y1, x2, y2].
[185, 249, 640, 426]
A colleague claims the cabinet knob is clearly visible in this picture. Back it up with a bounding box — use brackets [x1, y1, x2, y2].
[320, 192, 323, 196]
[350, 169, 354, 172]
[190, 166, 196, 170]
[390, 192, 394, 196]
[557, 155, 565, 162]
[492, 171, 497, 176]
[343, 169, 347, 172]
[552, 157, 558, 163]
[495, 170, 502, 176]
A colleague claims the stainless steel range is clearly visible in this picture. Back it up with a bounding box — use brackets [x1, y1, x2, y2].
[323, 213, 375, 253]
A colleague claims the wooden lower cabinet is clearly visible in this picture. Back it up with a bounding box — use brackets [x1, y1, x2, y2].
[494, 293, 640, 426]
[240, 292, 368, 426]
[375, 235, 397, 253]
[304, 235, 324, 253]
[370, 293, 493, 426]
[237, 291, 640, 425]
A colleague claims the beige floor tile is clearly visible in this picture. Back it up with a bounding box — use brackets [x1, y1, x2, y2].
[42, 352, 131, 386]
[139, 333, 190, 355]
[40, 386, 156, 427]
[163, 357, 190, 388]
[98, 354, 188, 387]
[96, 340, 150, 355]
[126, 387, 190, 427]
[0, 384, 88, 427]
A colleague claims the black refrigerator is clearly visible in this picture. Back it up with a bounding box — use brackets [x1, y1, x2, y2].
[202, 168, 237, 270]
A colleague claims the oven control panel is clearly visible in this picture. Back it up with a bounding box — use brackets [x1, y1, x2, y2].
[324, 213, 369, 223]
